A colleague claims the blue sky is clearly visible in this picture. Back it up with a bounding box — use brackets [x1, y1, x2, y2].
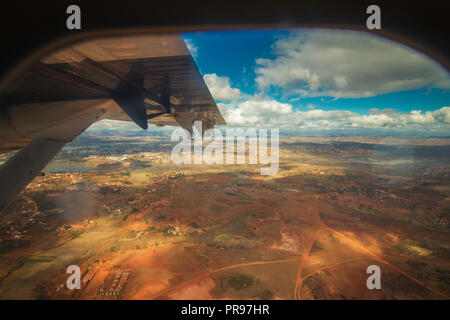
[182, 29, 450, 133]
[184, 30, 286, 96]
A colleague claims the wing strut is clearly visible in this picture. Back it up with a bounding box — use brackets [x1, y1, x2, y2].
[0, 107, 105, 213]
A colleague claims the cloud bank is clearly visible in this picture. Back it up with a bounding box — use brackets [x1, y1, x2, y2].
[203, 73, 241, 100]
[218, 98, 450, 132]
[255, 30, 450, 98]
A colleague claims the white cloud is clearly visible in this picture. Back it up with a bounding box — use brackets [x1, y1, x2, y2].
[218, 97, 450, 132]
[203, 73, 241, 100]
[184, 39, 198, 58]
[86, 104, 450, 134]
[433, 106, 450, 124]
[255, 29, 450, 98]
[218, 96, 291, 125]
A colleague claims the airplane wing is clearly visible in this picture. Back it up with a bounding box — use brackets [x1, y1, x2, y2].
[0, 33, 225, 212]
